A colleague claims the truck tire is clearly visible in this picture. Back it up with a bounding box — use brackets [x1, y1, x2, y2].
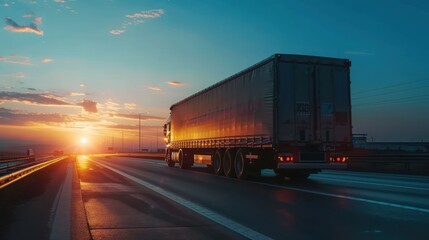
[166, 150, 175, 167]
[178, 149, 190, 169]
[223, 148, 236, 177]
[234, 149, 249, 179]
[213, 149, 224, 175]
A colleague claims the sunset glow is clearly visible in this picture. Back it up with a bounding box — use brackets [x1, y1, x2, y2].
[0, 0, 428, 154]
[80, 137, 87, 145]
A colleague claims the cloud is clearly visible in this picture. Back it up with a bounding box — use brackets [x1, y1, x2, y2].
[0, 72, 25, 78]
[70, 92, 85, 97]
[148, 86, 161, 91]
[167, 81, 184, 86]
[124, 103, 136, 110]
[1, 4, 9, 7]
[77, 100, 98, 113]
[23, 14, 34, 18]
[79, 83, 86, 88]
[41, 58, 54, 63]
[141, 9, 165, 18]
[126, 9, 165, 19]
[53, 0, 66, 3]
[112, 9, 165, 35]
[102, 100, 121, 112]
[0, 55, 32, 65]
[0, 91, 71, 106]
[0, 107, 66, 125]
[126, 13, 145, 18]
[33, 17, 42, 25]
[0, 91, 99, 113]
[110, 113, 164, 121]
[110, 29, 125, 35]
[4, 17, 44, 36]
[107, 124, 139, 130]
[0, 107, 98, 126]
[27, 88, 37, 91]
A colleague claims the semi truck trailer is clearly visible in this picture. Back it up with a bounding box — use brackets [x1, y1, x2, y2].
[164, 54, 352, 179]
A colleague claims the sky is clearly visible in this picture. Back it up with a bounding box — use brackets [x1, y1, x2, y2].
[1, 0, 429, 152]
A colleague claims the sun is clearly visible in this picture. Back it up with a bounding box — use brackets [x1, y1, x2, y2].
[80, 137, 88, 144]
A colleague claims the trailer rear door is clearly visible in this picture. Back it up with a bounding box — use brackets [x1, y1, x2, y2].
[276, 55, 351, 145]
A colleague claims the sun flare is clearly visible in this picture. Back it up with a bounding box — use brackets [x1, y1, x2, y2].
[80, 137, 88, 144]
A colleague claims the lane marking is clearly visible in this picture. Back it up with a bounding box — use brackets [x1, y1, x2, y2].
[311, 175, 429, 192]
[256, 182, 429, 214]
[92, 160, 272, 240]
[50, 163, 72, 240]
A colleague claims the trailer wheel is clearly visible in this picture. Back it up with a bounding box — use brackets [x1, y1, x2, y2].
[234, 149, 249, 179]
[213, 149, 224, 175]
[178, 149, 190, 169]
[223, 148, 236, 177]
[166, 150, 175, 167]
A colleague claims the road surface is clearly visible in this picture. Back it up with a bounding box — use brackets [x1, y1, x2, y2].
[1, 155, 428, 239]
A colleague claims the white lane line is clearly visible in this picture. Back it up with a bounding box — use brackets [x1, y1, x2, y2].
[49, 163, 72, 240]
[311, 175, 429, 192]
[256, 182, 429, 214]
[92, 160, 272, 240]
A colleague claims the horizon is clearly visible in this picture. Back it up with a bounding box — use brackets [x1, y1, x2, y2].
[1, 0, 429, 151]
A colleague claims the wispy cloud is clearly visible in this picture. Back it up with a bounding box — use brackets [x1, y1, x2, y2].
[41, 58, 54, 63]
[70, 92, 85, 97]
[0, 91, 98, 113]
[0, 107, 98, 126]
[124, 102, 136, 110]
[23, 14, 34, 18]
[0, 91, 71, 106]
[53, 0, 66, 3]
[126, 13, 145, 19]
[110, 29, 125, 35]
[4, 17, 44, 36]
[0, 72, 25, 78]
[79, 83, 86, 88]
[167, 81, 184, 86]
[110, 113, 164, 121]
[126, 9, 165, 19]
[111, 9, 165, 35]
[101, 100, 121, 112]
[147, 86, 162, 91]
[0, 55, 32, 65]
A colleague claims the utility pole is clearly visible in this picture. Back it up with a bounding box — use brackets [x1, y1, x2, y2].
[111, 136, 114, 152]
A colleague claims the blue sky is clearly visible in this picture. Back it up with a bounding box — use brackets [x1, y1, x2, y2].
[1, 0, 429, 148]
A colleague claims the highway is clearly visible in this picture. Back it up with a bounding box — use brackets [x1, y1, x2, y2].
[0, 155, 428, 239]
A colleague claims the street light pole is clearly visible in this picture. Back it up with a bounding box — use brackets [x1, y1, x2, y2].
[139, 113, 141, 152]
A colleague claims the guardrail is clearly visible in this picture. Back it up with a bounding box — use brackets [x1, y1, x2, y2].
[0, 156, 68, 189]
[348, 154, 429, 175]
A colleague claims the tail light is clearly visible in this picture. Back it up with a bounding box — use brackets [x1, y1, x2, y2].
[330, 154, 348, 163]
[278, 154, 294, 163]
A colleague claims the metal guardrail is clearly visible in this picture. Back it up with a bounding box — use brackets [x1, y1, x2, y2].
[0, 156, 68, 189]
[348, 154, 429, 175]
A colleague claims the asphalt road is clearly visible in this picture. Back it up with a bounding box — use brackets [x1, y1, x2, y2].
[87, 156, 429, 240]
[1, 156, 428, 240]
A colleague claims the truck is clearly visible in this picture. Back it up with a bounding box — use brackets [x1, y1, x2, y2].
[163, 54, 352, 179]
